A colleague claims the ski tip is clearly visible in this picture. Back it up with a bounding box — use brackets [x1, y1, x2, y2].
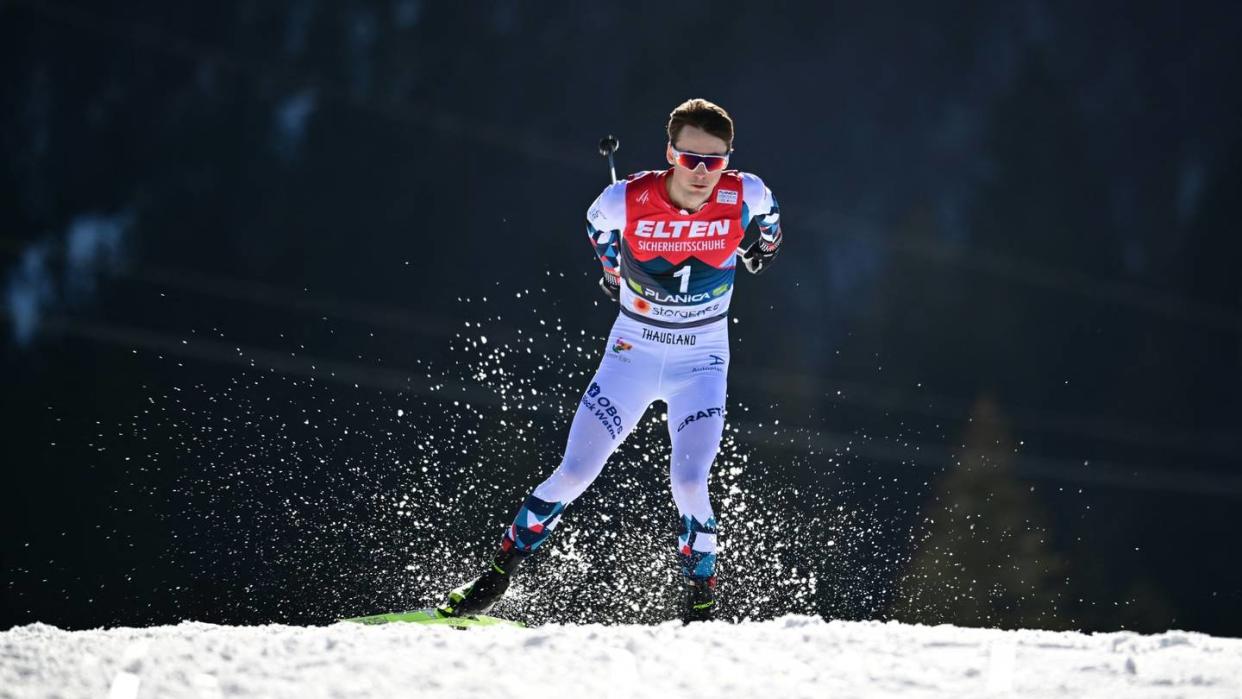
[339, 608, 525, 629]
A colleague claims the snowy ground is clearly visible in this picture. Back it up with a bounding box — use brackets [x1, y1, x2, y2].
[2, 616, 1240, 698]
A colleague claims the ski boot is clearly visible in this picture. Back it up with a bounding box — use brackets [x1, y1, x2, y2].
[682, 575, 717, 623]
[436, 548, 527, 618]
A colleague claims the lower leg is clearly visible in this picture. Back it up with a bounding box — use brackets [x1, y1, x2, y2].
[673, 486, 720, 623]
[667, 395, 726, 622]
[675, 511, 719, 580]
[442, 386, 638, 616]
[669, 421, 723, 581]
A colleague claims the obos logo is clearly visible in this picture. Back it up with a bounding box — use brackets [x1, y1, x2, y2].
[582, 382, 622, 439]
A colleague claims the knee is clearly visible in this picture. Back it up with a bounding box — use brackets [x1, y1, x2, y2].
[671, 437, 719, 472]
[671, 422, 724, 459]
[547, 456, 601, 493]
[669, 454, 713, 493]
[553, 469, 593, 494]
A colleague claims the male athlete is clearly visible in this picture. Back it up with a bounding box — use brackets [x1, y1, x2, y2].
[439, 98, 782, 622]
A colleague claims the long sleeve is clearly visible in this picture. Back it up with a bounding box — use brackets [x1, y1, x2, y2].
[587, 222, 620, 278]
[740, 172, 782, 253]
[585, 181, 627, 278]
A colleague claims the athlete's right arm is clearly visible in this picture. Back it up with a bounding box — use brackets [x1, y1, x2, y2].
[585, 181, 627, 301]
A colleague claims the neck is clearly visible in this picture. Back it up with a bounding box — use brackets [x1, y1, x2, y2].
[665, 175, 709, 211]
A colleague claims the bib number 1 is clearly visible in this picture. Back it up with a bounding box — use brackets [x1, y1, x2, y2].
[673, 265, 691, 293]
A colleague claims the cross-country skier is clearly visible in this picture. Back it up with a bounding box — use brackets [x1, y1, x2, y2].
[438, 98, 782, 623]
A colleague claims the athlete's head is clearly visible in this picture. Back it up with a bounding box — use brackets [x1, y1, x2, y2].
[665, 98, 734, 208]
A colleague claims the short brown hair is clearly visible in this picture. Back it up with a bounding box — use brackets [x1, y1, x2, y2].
[667, 98, 734, 151]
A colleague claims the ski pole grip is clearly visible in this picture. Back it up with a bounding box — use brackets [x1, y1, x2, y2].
[599, 135, 620, 183]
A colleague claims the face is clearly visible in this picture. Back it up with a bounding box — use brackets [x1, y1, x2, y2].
[666, 124, 731, 203]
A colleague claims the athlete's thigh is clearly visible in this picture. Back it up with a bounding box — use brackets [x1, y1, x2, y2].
[569, 319, 663, 448]
[666, 374, 728, 450]
[664, 342, 729, 451]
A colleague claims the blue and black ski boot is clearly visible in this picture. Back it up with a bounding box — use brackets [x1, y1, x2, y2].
[682, 575, 717, 623]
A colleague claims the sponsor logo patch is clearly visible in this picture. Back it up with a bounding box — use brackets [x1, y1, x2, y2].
[634, 238, 728, 253]
[582, 383, 623, 439]
[716, 189, 738, 205]
[650, 302, 722, 320]
[634, 220, 731, 239]
[633, 298, 652, 314]
[612, 338, 633, 353]
[643, 287, 717, 304]
[691, 353, 728, 374]
[676, 406, 726, 432]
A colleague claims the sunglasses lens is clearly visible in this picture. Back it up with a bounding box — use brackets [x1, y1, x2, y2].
[675, 152, 728, 172]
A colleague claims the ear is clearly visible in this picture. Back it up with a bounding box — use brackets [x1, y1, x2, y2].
[666, 143, 676, 166]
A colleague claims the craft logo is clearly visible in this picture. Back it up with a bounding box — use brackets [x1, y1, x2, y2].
[582, 382, 622, 439]
[676, 406, 726, 432]
[716, 189, 738, 205]
[636, 189, 651, 205]
[692, 353, 727, 374]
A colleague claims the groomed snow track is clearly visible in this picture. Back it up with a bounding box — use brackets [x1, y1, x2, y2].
[3, 615, 1240, 698]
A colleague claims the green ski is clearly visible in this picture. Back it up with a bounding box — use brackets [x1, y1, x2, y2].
[341, 607, 525, 629]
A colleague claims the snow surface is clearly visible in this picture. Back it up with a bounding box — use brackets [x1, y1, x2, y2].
[3, 616, 1240, 698]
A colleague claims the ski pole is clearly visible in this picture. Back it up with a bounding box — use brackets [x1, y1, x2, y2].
[598, 135, 620, 184]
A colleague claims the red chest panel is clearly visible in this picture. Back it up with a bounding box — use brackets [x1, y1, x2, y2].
[623, 170, 745, 268]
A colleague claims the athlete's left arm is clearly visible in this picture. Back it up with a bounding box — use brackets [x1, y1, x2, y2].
[739, 173, 782, 275]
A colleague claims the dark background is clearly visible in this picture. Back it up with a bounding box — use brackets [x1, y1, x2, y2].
[3, 0, 1241, 635]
